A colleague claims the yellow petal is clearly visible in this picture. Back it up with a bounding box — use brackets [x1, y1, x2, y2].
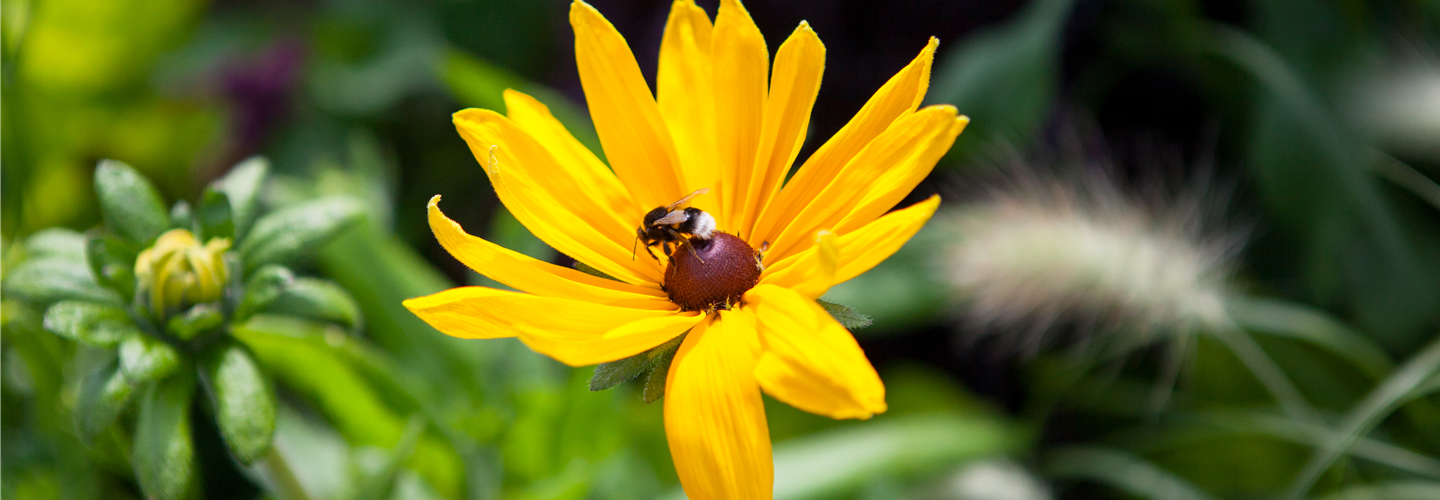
[753, 38, 938, 246]
[503, 89, 641, 225]
[711, 0, 768, 225]
[766, 105, 959, 260]
[758, 229, 835, 299]
[453, 109, 664, 285]
[747, 284, 886, 419]
[427, 195, 669, 309]
[831, 116, 966, 235]
[570, 0, 685, 209]
[735, 21, 824, 241]
[767, 195, 940, 285]
[402, 286, 677, 340]
[657, 0, 720, 206]
[517, 312, 703, 366]
[664, 310, 772, 499]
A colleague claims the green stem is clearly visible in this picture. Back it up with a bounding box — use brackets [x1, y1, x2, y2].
[262, 446, 312, 500]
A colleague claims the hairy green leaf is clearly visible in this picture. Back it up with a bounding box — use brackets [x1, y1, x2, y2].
[5, 258, 121, 306]
[75, 358, 138, 441]
[201, 341, 276, 465]
[42, 301, 141, 347]
[234, 265, 295, 322]
[119, 334, 181, 382]
[215, 157, 269, 241]
[134, 373, 197, 500]
[591, 333, 686, 394]
[169, 200, 193, 231]
[23, 228, 88, 261]
[262, 278, 363, 330]
[197, 189, 235, 241]
[818, 300, 872, 330]
[238, 197, 364, 273]
[94, 159, 169, 244]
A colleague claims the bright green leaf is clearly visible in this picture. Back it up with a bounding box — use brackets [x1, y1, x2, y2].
[200, 341, 276, 465]
[42, 300, 141, 347]
[818, 300, 872, 330]
[24, 228, 88, 261]
[94, 159, 169, 244]
[169, 200, 193, 231]
[234, 265, 294, 322]
[119, 334, 181, 382]
[214, 157, 269, 242]
[262, 278, 362, 330]
[5, 258, 121, 306]
[197, 188, 234, 241]
[134, 373, 197, 500]
[238, 197, 364, 273]
[74, 358, 138, 441]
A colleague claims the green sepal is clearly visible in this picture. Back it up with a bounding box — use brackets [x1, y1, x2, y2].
[119, 334, 182, 382]
[42, 301, 143, 347]
[214, 157, 269, 242]
[169, 200, 193, 231]
[134, 372, 197, 500]
[75, 357, 139, 442]
[262, 278, 362, 330]
[94, 159, 170, 245]
[237, 197, 364, 273]
[819, 299, 872, 330]
[86, 233, 139, 301]
[5, 258, 121, 306]
[199, 341, 276, 465]
[197, 189, 235, 241]
[166, 304, 225, 342]
[590, 332, 686, 403]
[233, 265, 294, 322]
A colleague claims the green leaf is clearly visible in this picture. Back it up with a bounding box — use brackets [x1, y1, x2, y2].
[86, 233, 138, 300]
[119, 334, 181, 382]
[641, 341, 680, 404]
[238, 197, 364, 273]
[214, 157, 269, 241]
[262, 278, 363, 330]
[5, 258, 121, 306]
[818, 300, 872, 330]
[24, 228, 88, 261]
[165, 304, 225, 341]
[42, 300, 142, 347]
[94, 159, 169, 244]
[352, 416, 426, 500]
[234, 265, 295, 322]
[134, 373, 197, 500]
[590, 333, 686, 394]
[200, 341, 276, 465]
[75, 358, 139, 441]
[169, 200, 193, 231]
[1043, 447, 1217, 500]
[197, 189, 234, 241]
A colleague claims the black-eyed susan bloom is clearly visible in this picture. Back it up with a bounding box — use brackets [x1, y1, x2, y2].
[403, 0, 966, 497]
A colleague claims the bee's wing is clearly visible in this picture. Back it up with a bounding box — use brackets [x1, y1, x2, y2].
[652, 210, 690, 225]
[665, 188, 710, 211]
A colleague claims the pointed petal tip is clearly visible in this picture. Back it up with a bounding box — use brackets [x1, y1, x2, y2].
[427, 194, 442, 207]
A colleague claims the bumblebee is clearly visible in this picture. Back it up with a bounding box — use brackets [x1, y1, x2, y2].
[634, 188, 716, 261]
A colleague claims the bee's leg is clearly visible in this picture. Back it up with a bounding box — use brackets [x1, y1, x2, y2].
[686, 237, 705, 264]
[644, 243, 661, 262]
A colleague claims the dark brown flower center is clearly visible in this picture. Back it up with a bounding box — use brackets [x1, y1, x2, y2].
[664, 232, 761, 312]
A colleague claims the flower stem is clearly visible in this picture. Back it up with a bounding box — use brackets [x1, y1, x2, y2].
[262, 447, 312, 500]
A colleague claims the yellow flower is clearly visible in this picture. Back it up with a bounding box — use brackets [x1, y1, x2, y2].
[403, 0, 966, 497]
[135, 228, 231, 319]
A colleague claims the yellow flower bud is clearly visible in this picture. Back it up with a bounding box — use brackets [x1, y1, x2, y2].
[135, 229, 231, 319]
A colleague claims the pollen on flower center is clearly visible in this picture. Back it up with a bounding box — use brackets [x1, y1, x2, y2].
[663, 232, 762, 312]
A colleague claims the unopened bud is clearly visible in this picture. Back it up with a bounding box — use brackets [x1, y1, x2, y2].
[135, 229, 231, 319]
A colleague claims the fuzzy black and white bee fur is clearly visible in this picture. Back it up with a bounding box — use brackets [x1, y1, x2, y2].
[634, 188, 716, 261]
